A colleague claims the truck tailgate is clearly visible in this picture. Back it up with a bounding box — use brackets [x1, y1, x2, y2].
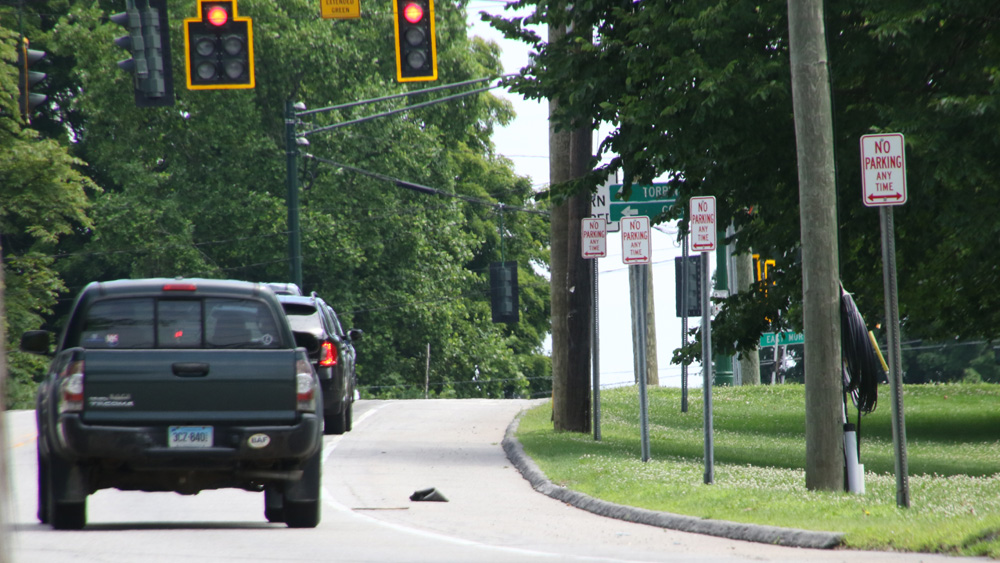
[80, 349, 299, 425]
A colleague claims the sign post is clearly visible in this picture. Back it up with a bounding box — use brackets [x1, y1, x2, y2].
[860, 133, 910, 507]
[620, 215, 652, 460]
[689, 196, 716, 484]
[582, 217, 606, 442]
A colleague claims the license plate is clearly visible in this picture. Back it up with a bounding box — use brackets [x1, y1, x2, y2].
[168, 426, 214, 448]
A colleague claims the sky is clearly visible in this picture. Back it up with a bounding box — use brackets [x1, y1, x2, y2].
[465, 3, 707, 389]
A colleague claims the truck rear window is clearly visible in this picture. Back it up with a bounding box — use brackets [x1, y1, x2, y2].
[79, 298, 283, 349]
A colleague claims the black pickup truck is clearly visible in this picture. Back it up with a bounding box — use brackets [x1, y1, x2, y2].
[20, 278, 324, 529]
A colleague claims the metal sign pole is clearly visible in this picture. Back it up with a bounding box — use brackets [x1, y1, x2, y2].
[701, 250, 714, 484]
[636, 263, 651, 461]
[880, 206, 910, 507]
[592, 257, 601, 441]
[681, 234, 689, 412]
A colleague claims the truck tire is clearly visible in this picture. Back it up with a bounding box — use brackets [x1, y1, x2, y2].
[264, 485, 284, 523]
[284, 499, 320, 528]
[37, 451, 49, 524]
[48, 454, 87, 530]
[283, 448, 321, 528]
[51, 500, 87, 530]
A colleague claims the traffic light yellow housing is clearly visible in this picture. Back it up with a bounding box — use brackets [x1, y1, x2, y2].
[392, 0, 437, 82]
[184, 0, 255, 90]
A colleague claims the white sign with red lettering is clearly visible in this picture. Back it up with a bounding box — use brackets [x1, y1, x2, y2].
[621, 216, 651, 265]
[689, 196, 716, 252]
[860, 133, 907, 207]
[581, 217, 607, 258]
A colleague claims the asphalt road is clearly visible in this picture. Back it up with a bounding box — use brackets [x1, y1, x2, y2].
[3, 400, 985, 562]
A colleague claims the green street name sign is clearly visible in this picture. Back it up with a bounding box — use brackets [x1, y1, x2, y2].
[609, 183, 677, 224]
[760, 331, 805, 347]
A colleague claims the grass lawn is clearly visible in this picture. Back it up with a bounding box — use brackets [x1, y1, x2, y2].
[515, 383, 1000, 557]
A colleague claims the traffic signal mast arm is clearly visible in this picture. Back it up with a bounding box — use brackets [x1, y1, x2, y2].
[303, 154, 549, 216]
[297, 76, 511, 138]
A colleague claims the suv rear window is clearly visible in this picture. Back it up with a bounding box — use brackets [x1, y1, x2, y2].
[281, 303, 324, 336]
[79, 298, 282, 349]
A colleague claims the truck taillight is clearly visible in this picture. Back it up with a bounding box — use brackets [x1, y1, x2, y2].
[296, 358, 317, 412]
[58, 360, 85, 413]
[319, 341, 337, 367]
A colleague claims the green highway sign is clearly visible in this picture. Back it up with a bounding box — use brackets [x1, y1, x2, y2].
[611, 201, 676, 224]
[609, 183, 677, 224]
[760, 331, 805, 347]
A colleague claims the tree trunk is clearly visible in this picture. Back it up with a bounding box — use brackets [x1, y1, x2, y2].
[787, 0, 844, 491]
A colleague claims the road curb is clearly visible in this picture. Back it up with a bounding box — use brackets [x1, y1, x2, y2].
[502, 409, 845, 550]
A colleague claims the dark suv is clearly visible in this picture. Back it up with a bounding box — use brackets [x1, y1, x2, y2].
[20, 278, 324, 529]
[277, 293, 362, 434]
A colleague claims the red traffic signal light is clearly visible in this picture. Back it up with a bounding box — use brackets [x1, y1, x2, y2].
[184, 0, 254, 90]
[206, 5, 229, 26]
[393, 0, 437, 82]
[402, 2, 423, 24]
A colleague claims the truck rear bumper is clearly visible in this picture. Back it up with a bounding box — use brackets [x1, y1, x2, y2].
[53, 413, 322, 467]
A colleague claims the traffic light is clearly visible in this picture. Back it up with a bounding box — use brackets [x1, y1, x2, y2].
[392, 0, 437, 82]
[111, 0, 174, 107]
[184, 0, 254, 90]
[17, 37, 46, 121]
[490, 261, 519, 324]
[674, 256, 702, 318]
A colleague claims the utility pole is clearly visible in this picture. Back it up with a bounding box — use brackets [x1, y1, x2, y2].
[713, 239, 734, 385]
[549, 22, 593, 434]
[735, 250, 761, 385]
[629, 267, 658, 386]
[285, 100, 303, 289]
[787, 0, 844, 491]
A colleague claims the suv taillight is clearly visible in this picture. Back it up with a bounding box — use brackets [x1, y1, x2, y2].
[58, 359, 85, 413]
[296, 356, 318, 412]
[319, 341, 337, 367]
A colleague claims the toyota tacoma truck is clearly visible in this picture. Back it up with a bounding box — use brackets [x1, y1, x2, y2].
[20, 278, 324, 529]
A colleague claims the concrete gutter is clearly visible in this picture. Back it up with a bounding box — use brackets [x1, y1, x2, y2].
[502, 411, 845, 550]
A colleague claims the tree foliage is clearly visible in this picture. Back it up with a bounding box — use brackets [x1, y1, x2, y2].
[486, 1, 1000, 360]
[0, 21, 97, 407]
[2, 0, 551, 406]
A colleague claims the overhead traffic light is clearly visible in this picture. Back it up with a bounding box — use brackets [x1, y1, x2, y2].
[490, 261, 519, 324]
[17, 37, 46, 121]
[392, 0, 437, 82]
[111, 0, 174, 107]
[184, 0, 254, 89]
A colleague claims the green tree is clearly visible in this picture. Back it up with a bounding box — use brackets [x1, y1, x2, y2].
[487, 1, 1000, 361]
[0, 23, 96, 407]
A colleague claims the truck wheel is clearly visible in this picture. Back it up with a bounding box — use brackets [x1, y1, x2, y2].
[283, 448, 321, 528]
[325, 409, 346, 435]
[283, 499, 320, 528]
[51, 501, 87, 530]
[264, 485, 284, 523]
[48, 455, 87, 530]
[37, 451, 49, 524]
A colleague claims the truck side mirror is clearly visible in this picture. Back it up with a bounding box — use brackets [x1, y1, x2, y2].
[20, 330, 51, 355]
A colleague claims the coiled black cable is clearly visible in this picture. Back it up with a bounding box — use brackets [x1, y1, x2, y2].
[840, 286, 881, 413]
